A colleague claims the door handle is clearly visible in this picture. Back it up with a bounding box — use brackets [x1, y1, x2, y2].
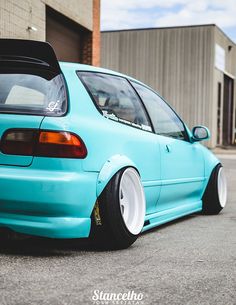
[165, 144, 171, 153]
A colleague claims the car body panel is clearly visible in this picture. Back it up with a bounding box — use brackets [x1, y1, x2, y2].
[41, 67, 162, 215]
[0, 163, 98, 238]
[0, 213, 91, 238]
[0, 60, 221, 238]
[157, 135, 205, 211]
[143, 200, 202, 232]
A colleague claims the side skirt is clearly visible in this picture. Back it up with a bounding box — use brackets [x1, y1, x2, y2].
[142, 200, 202, 232]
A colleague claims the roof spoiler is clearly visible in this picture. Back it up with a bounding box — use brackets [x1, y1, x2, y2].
[0, 39, 61, 73]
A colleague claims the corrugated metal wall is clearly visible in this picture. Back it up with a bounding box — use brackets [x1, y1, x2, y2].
[101, 26, 216, 147]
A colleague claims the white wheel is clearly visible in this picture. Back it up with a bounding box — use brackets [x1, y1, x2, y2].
[90, 167, 146, 249]
[119, 168, 145, 235]
[217, 167, 227, 208]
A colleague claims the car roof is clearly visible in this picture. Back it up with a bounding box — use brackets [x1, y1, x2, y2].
[59, 61, 143, 85]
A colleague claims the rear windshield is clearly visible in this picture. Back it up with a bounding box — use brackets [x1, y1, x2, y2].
[0, 69, 67, 116]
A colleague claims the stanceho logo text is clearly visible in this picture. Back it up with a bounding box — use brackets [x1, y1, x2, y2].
[92, 290, 144, 305]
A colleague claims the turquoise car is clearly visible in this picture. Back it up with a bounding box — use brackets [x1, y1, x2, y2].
[0, 39, 227, 249]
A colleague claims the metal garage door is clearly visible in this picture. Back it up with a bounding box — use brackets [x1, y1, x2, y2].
[46, 7, 88, 63]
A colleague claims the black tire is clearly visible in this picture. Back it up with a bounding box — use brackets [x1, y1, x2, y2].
[202, 163, 227, 215]
[89, 168, 144, 250]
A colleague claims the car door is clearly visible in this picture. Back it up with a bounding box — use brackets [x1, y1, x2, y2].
[132, 81, 205, 212]
[78, 71, 162, 215]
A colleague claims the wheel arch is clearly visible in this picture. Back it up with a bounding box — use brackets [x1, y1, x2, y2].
[200, 145, 221, 195]
[96, 154, 140, 197]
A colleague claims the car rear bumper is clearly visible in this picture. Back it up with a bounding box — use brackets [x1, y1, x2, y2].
[0, 166, 98, 238]
[0, 213, 91, 238]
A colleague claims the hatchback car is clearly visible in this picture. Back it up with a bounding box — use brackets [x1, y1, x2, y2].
[0, 39, 227, 249]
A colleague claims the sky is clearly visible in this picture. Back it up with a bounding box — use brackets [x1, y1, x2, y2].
[101, 0, 236, 43]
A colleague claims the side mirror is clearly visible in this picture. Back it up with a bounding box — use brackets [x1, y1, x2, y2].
[192, 126, 210, 142]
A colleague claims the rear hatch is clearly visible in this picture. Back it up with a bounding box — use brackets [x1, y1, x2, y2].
[0, 39, 67, 166]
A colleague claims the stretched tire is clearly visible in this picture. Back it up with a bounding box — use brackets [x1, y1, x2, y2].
[202, 163, 227, 215]
[90, 167, 146, 250]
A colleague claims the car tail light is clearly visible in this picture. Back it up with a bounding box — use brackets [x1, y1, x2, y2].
[0, 129, 87, 159]
[37, 131, 87, 158]
[1, 129, 35, 156]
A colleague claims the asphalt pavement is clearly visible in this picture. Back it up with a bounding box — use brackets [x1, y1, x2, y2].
[0, 155, 235, 305]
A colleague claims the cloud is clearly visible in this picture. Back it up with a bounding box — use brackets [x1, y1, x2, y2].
[101, 0, 236, 42]
[101, 0, 189, 29]
[156, 1, 236, 29]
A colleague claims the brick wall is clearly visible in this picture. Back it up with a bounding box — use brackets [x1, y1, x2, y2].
[92, 0, 100, 66]
[82, 32, 92, 65]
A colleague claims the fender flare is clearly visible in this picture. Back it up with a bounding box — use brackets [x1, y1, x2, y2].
[96, 154, 138, 197]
